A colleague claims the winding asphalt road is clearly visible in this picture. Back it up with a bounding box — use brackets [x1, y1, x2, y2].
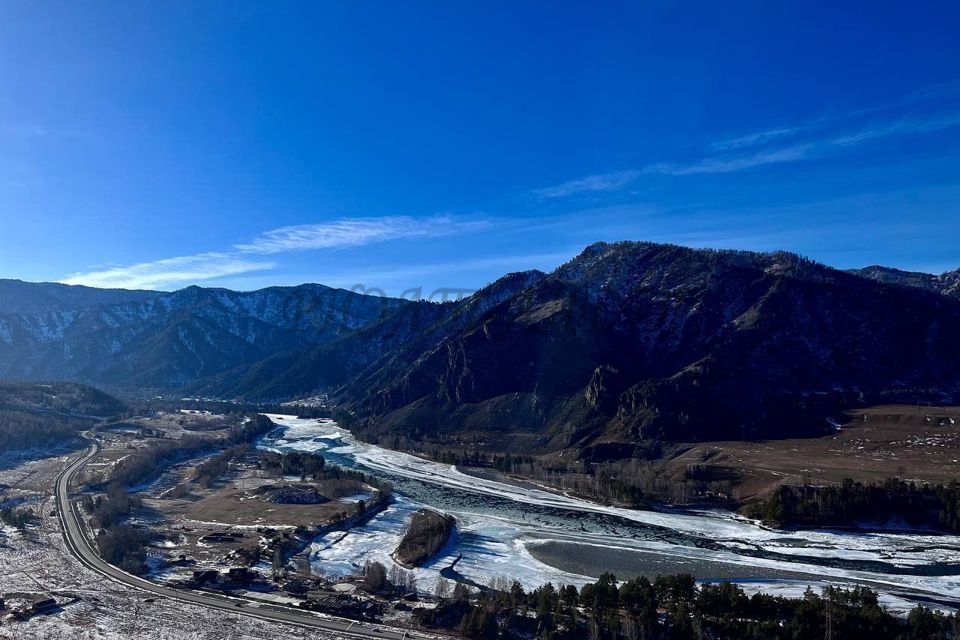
[54, 433, 426, 640]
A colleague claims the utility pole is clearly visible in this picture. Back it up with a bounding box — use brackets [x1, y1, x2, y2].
[824, 590, 833, 640]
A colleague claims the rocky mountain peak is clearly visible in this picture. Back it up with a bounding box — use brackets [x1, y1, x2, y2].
[849, 265, 960, 298]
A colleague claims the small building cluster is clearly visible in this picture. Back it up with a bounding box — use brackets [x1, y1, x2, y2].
[0, 593, 61, 623]
[198, 530, 244, 544]
[185, 567, 261, 590]
[297, 593, 382, 621]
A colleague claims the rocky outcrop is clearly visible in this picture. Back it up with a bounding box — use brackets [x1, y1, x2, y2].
[850, 265, 960, 299]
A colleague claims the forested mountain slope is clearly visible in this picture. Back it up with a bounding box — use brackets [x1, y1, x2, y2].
[0, 283, 403, 389]
[5, 243, 959, 458]
[320, 243, 960, 456]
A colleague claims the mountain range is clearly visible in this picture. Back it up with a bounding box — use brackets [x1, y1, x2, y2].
[2, 243, 959, 458]
[0, 280, 404, 388]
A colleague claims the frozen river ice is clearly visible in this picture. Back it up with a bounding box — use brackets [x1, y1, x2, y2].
[260, 415, 960, 612]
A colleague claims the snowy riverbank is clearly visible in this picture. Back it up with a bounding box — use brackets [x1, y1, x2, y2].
[259, 415, 960, 613]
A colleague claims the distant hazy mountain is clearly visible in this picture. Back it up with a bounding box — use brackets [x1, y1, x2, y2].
[0, 284, 404, 389]
[4, 244, 959, 457]
[0, 279, 158, 314]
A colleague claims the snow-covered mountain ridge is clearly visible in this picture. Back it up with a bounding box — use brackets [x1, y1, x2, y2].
[0, 282, 404, 389]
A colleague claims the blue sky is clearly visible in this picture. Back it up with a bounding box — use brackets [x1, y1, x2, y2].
[1, 1, 959, 296]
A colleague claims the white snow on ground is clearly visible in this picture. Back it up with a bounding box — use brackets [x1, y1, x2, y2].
[305, 496, 588, 594]
[338, 491, 376, 503]
[0, 450, 340, 639]
[263, 415, 960, 608]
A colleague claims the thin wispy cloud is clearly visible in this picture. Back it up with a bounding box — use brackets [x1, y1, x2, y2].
[60, 215, 485, 290]
[693, 114, 960, 173]
[535, 146, 817, 196]
[830, 113, 960, 146]
[708, 126, 803, 152]
[533, 170, 645, 199]
[849, 79, 960, 117]
[235, 215, 484, 254]
[61, 253, 276, 290]
[536, 89, 960, 199]
[649, 144, 814, 176]
[536, 145, 817, 195]
[711, 80, 960, 152]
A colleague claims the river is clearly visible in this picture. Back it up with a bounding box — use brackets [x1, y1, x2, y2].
[259, 415, 960, 613]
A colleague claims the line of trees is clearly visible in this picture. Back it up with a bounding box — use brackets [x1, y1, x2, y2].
[748, 478, 960, 532]
[361, 560, 418, 594]
[95, 524, 150, 574]
[108, 435, 211, 488]
[79, 484, 151, 573]
[192, 444, 250, 487]
[417, 572, 959, 639]
[258, 450, 326, 481]
[82, 484, 142, 529]
[257, 450, 392, 499]
[108, 414, 276, 488]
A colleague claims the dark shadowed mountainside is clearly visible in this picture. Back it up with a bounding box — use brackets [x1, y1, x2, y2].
[4, 243, 959, 457]
[0, 380, 125, 417]
[0, 380, 126, 449]
[190, 269, 546, 401]
[337, 243, 960, 456]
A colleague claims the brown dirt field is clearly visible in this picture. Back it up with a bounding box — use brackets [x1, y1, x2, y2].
[118, 410, 237, 438]
[661, 405, 960, 501]
[83, 418, 367, 572]
[138, 461, 366, 568]
[176, 477, 361, 528]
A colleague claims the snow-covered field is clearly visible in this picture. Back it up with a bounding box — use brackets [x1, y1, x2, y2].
[0, 450, 337, 639]
[263, 415, 960, 613]
[2, 413, 954, 638]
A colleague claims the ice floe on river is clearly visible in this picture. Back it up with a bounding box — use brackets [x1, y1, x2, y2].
[260, 415, 960, 608]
